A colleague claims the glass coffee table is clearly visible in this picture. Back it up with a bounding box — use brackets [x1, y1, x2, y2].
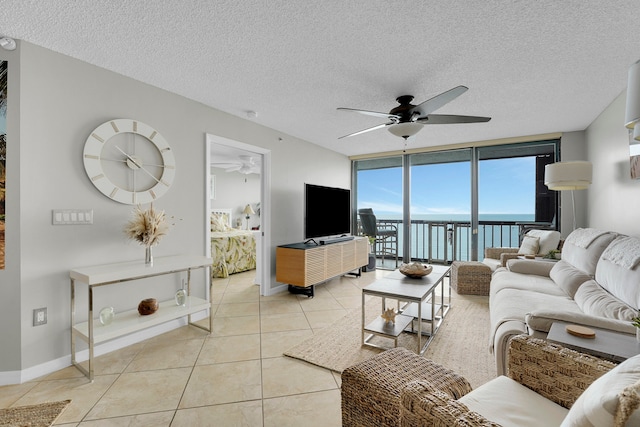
[361, 264, 451, 355]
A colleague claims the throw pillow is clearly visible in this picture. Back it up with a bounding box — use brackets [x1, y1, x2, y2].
[526, 229, 561, 256]
[518, 235, 539, 255]
[507, 259, 555, 276]
[210, 213, 230, 232]
[561, 354, 640, 427]
[550, 260, 592, 298]
[574, 280, 637, 321]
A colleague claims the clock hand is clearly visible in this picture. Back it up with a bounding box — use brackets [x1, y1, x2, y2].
[100, 157, 127, 163]
[115, 145, 142, 168]
[115, 145, 163, 185]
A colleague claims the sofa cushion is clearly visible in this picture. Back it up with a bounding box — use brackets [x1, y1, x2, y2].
[550, 260, 593, 298]
[507, 259, 556, 276]
[574, 280, 637, 321]
[490, 268, 565, 298]
[596, 236, 640, 309]
[561, 354, 640, 427]
[459, 375, 568, 427]
[518, 235, 539, 255]
[490, 288, 580, 349]
[562, 230, 617, 276]
[526, 229, 562, 256]
[482, 257, 502, 272]
[526, 310, 636, 335]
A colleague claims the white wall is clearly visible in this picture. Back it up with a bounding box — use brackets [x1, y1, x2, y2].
[0, 41, 21, 373]
[0, 41, 350, 380]
[210, 167, 261, 229]
[586, 91, 640, 236]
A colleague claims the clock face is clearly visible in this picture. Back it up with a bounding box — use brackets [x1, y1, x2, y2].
[83, 119, 176, 204]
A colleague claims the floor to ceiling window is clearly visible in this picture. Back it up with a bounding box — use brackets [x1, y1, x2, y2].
[353, 156, 403, 269]
[477, 142, 558, 258]
[353, 139, 559, 266]
[409, 149, 471, 263]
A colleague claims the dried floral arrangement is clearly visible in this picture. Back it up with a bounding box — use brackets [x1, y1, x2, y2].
[124, 204, 170, 247]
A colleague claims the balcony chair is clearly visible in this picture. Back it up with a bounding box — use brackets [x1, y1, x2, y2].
[358, 208, 398, 268]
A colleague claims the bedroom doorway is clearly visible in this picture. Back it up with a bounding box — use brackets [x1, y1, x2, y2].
[205, 134, 271, 296]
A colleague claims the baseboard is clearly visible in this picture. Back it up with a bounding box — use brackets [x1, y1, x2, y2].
[0, 311, 210, 386]
[266, 283, 289, 296]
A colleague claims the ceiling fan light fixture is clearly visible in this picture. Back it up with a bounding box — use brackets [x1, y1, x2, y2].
[388, 122, 423, 139]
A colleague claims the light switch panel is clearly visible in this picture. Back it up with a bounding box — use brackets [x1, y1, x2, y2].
[52, 209, 94, 225]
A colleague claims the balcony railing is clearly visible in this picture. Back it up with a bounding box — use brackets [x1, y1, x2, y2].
[359, 219, 554, 264]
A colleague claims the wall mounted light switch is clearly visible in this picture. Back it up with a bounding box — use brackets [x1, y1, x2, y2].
[52, 209, 94, 225]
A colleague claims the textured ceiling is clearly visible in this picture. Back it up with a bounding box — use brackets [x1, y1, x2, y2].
[2, 1, 640, 157]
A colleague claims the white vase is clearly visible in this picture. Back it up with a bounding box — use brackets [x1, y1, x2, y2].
[636, 328, 640, 343]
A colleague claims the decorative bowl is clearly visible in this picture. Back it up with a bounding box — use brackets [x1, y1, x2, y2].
[138, 298, 159, 315]
[399, 262, 433, 278]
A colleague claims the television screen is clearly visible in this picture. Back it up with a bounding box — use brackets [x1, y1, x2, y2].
[304, 184, 351, 240]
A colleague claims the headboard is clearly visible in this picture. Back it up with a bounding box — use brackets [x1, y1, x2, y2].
[211, 208, 233, 228]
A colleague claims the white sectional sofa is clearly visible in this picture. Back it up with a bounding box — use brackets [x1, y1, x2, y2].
[489, 228, 640, 375]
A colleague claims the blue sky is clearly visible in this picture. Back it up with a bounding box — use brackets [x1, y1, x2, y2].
[357, 157, 536, 218]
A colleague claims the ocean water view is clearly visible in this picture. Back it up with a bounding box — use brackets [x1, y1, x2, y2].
[368, 213, 537, 262]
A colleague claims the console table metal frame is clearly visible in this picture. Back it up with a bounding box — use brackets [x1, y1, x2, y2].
[70, 255, 213, 381]
[361, 265, 451, 355]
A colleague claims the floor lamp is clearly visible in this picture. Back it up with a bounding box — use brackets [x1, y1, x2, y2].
[544, 161, 592, 231]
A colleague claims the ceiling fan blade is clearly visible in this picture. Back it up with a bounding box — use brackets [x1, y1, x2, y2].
[225, 165, 242, 172]
[337, 107, 400, 121]
[338, 122, 393, 139]
[411, 85, 469, 117]
[416, 114, 491, 124]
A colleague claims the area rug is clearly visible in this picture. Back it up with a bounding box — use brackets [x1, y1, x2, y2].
[284, 295, 495, 388]
[0, 400, 71, 427]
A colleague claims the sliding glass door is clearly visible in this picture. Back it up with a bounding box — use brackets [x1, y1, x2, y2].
[353, 157, 402, 269]
[477, 142, 558, 259]
[409, 150, 471, 262]
[353, 139, 559, 265]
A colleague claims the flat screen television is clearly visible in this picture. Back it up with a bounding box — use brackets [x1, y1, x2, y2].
[304, 183, 351, 240]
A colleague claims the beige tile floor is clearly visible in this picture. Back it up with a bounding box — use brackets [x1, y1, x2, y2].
[0, 268, 384, 426]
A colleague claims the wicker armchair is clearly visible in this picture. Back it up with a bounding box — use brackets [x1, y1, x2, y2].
[399, 335, 619, 427]
[483, 246, 521, 268]
[483, 229, 562, 271]
[341, 347, 472, 426]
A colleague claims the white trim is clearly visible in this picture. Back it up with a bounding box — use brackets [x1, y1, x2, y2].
[205, 134, 272, 296]
[0, 313, 207, 385]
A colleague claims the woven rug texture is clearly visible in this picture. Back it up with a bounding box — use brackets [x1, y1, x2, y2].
[0, 399, 71, 427]
[284, 294, 495, 388]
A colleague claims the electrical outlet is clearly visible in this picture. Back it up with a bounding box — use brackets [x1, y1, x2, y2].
[33, 307, 47, 326]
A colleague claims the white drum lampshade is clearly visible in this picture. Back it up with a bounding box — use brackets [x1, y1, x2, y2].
[544, 161, 592, 191]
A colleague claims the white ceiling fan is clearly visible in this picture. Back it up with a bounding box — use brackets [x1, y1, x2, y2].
[211, 155, 261, 175]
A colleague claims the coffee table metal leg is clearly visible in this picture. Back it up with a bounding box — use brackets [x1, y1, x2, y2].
[417, 300, 422, 354]
[361, 292, 365, 346]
